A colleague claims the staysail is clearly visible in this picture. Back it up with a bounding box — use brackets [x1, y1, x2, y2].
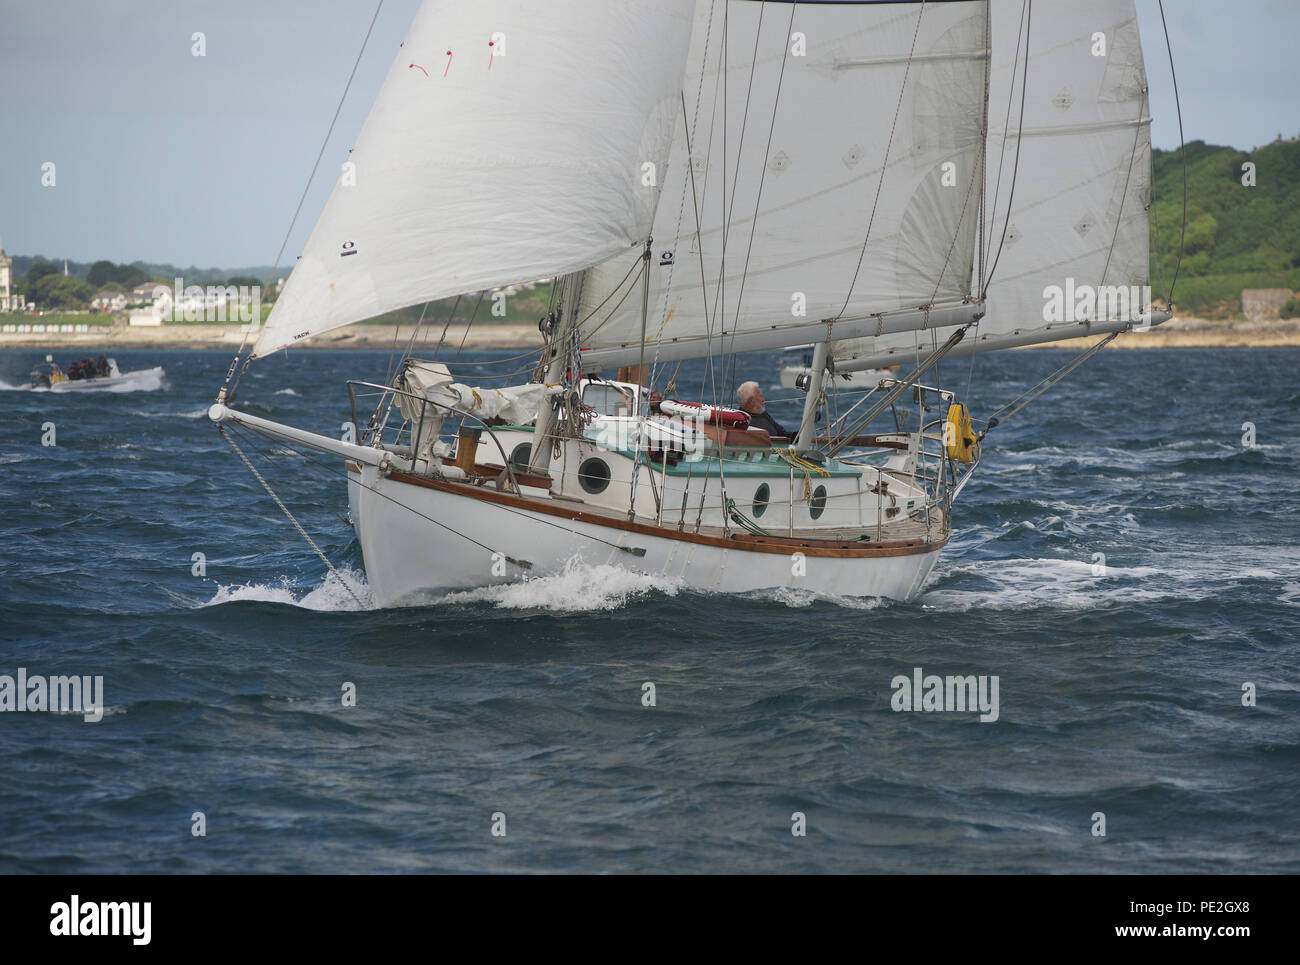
[574, 0, 990, 370]
[833, 0, 1163, 373]
[253, 0, 697, 357]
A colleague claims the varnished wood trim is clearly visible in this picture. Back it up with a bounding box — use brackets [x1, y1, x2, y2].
[385, 469, 946, 560]
[345, 460, 362, 473]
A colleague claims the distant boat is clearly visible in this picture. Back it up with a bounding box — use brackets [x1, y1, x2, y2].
[779, 344, 896, 390]
[30, 356, 165, 392]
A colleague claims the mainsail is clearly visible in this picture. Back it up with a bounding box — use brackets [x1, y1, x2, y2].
[833, 0, 1161, 373]
[253, 0, 697, 357]
[575, 0, 990, 369]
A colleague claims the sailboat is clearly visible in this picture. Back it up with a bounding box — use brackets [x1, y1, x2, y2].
[210, 0, 1172, 607]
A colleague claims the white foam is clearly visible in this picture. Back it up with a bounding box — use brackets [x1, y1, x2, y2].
[130, 406, 209, 419]
[274, 388, 298, 396]
[1280, 582, 1300, 607]
[921, 556, 1176, 611]
[439, 558, 681, 611]
[203, 566, 371, 611]
[751, 585, 886, 610]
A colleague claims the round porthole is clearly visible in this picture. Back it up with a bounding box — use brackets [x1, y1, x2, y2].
[752, 483, 770, 518]
[809, 484, 827, 520]
[578, 457, 611, 494]
[509, 442, 532, 472]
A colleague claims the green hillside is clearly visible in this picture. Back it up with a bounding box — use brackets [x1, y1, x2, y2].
[1150, 137, 1300, 316]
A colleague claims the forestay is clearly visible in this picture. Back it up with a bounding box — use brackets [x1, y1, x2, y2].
[834, 0, 1158, 372]
[254, 0, 696, 357]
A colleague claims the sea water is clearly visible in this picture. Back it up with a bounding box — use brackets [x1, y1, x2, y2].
[0, 346, 1296, 872]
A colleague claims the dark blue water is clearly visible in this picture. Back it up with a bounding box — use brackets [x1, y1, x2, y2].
[1, 346, 1297, 873]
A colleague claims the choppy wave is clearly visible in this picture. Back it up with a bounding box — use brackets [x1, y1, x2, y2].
[920, 557, 1180, 611]
[4, 346, 1299, 875]
[439, 559, 682, 611]
[203, 567, 371, 611]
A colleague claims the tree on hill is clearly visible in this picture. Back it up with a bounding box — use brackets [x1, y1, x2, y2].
[86, 260, 118, 288]
[34, 275, 94, 309]
[87, 259, 150, 290]
[25, 257, 60, 288]
[1150, 137, 1300, 314]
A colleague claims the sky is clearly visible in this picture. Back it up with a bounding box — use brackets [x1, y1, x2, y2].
[1, 0, 1296, 269]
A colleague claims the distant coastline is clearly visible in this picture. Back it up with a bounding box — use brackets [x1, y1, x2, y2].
[1, 316, 1298, 352]
[0, 322, 544, 351]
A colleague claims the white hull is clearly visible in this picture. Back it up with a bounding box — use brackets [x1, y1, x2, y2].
[347, 463, 945, 607]
[47, 366, 165, 392]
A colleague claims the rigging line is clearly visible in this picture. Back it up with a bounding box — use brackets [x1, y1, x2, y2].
[826, 325, 968, 457]
[693, 0, 726, 406]
[1096, 88, 1149, 300]
[983, 0, 1032, 290]
[715, 3, 767, 401]
[834, 0, 927, 320]
[725, 1, 798, 397]
[429, 346, 556, 368]
[451, 290, 487, 364]
[427, 293, 463, 360]
[571, 256, 643, 340]
[218, 425, 368, 609]
[717, 1, 729, 408]
[224, 423, 535, 568]
[985, 331, 1118, 426]
[264, 0, 384, 296]
[926, 122, 984, 308]
[976, 0, 991, 297]
[964, 329, 978, 401]
[382, 309, 408, 386]
[720, 2, 767, 253]
[222, 0, 385, 400]
[919, 146, 981, 399]
[646, 25, 722, 399]
[387, 298, 438, 387]
[573, 260, 646, 347]
[682, 87, 721, 406]
[1157, 0, 1187, 305]
[982, 0, 1027, 295]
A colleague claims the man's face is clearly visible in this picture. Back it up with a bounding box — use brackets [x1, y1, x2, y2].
[742, 387, 764, 414]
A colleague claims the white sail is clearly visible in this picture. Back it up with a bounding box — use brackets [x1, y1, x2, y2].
[833, 0, 1159, 373]
[254, 0, 697, 357]
[575, 0, 989, 369]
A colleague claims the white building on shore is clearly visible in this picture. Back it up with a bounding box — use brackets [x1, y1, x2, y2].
[0, 247, 22, 313]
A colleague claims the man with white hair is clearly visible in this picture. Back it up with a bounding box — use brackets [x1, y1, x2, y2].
[737, 381, 789, 438]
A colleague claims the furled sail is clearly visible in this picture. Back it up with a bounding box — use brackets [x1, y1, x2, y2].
[834, 0, 1162, 373]
[253, 0, 696, 357]
[575, 0, 990, 369]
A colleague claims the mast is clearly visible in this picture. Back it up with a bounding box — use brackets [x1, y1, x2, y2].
[527, 271, 584, 475]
